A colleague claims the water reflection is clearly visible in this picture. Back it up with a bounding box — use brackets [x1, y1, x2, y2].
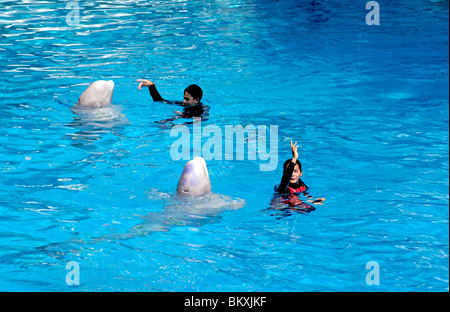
[65, 100, 129, 150]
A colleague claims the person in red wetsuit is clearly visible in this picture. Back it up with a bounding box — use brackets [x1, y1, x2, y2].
[275, 141, 308, 195]
[271, 141, 318, 215]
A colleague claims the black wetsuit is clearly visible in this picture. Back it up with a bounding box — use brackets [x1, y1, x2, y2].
[148, 84, 209, 119]
[274, 161, 308, 194]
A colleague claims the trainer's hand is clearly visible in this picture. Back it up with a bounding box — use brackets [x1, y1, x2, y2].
[136, 79, 155, 90]
[290, 140, 299, 161]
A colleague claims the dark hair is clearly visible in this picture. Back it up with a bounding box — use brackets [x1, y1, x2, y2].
[283, 159, 302, 172]
[184, 84, 203, 101]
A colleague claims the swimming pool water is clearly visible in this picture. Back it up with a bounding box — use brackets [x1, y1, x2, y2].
[0, 0, 448, 292]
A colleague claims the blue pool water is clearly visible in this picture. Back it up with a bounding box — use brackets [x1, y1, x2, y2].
[0, 0, 448, 292]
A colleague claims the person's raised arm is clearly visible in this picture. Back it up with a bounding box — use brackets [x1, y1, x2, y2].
[137, 79, 164, 102]
[276, 141, 299, 193]
[291, 140, 299, 163]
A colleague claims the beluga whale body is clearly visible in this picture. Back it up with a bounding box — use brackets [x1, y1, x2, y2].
[37, 158, 244, 254]
[128, 157, 246, 235]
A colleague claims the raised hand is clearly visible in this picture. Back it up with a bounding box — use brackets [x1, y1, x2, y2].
[136, 79, 155, 90]
[290, 140, 299, 161]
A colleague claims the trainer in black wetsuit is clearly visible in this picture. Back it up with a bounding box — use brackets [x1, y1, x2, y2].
[138, 79, 210, 122]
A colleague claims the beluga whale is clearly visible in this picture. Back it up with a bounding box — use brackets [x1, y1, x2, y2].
[122, 157, 246, 236]
[67, 80, 128, 149]
[77, 79, 114, 109]
[70, 80, 124, 121]
[161, 157, 245, 214]
[37, 157, 245, 255]
[176, 156, 211, 197]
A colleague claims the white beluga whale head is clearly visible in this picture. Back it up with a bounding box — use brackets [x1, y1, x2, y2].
[77, 80, 114, 109]
[177, 157, 212, 197]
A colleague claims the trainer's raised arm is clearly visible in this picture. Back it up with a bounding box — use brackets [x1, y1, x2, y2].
[290, 140, 299, 163]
